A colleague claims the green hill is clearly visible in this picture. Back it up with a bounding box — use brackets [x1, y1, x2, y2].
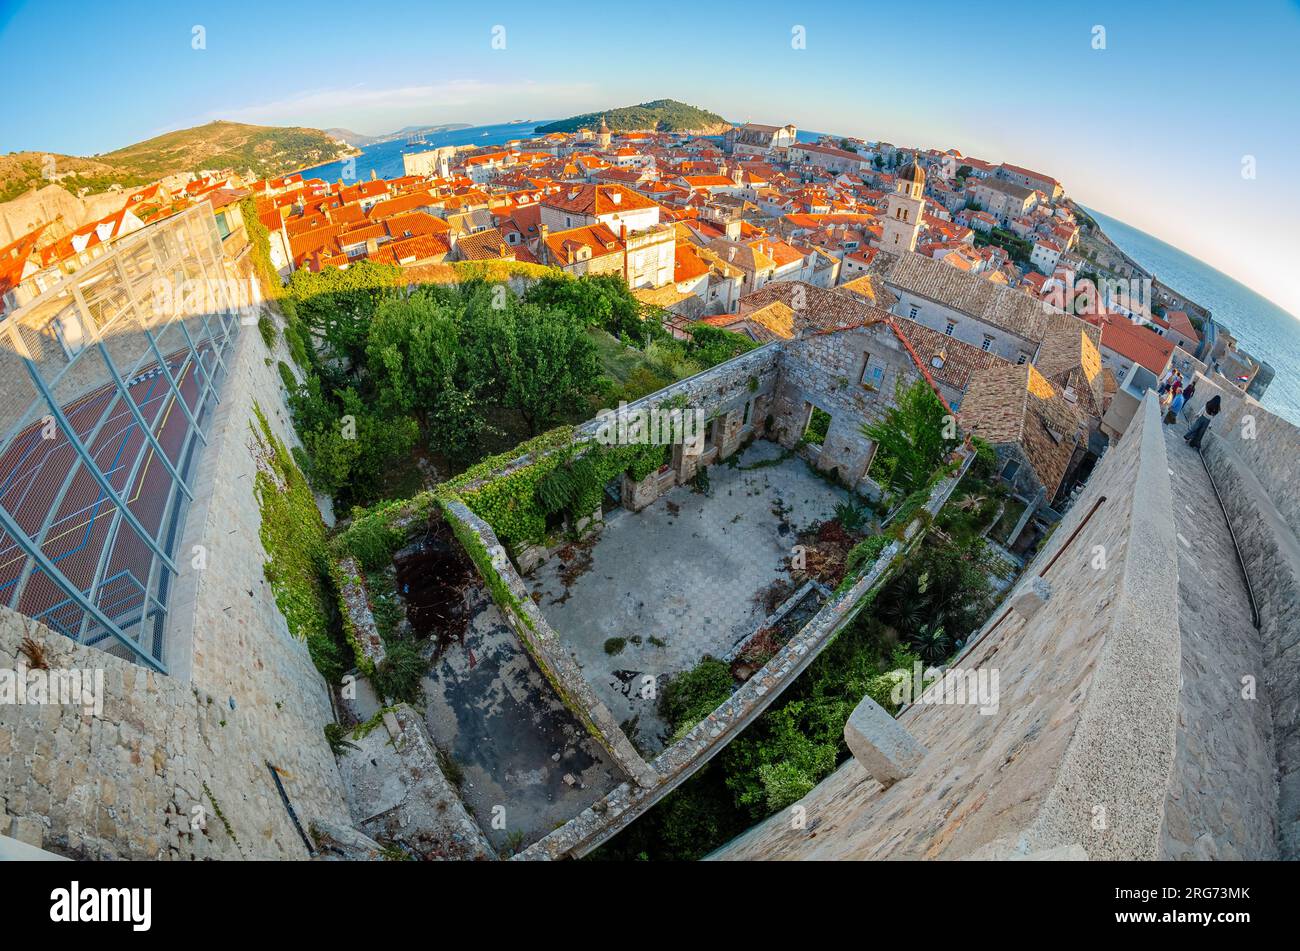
[1, 121, 356, 203]
[534, 99, 730, 135]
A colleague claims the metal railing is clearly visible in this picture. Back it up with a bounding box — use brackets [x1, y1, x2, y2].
[0, 205, 242, 672]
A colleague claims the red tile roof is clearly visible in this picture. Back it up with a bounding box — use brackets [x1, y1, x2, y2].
[1100, 314, 1176, 373]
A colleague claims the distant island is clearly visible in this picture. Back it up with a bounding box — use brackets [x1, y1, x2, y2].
[0, 120, 357, 202]
[326, 123, 474, 147]
[534, 99, 730, 135]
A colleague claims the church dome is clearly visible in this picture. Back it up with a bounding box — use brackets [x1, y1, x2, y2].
[898, 162, 925, 185]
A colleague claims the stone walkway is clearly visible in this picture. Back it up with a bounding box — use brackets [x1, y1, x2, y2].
[1160, 424, 1277, 859]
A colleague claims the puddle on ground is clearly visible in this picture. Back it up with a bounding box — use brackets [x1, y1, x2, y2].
[393, 518, 475, 654]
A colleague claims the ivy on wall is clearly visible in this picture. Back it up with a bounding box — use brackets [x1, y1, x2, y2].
[455, 437, 669, 548]
[250, 403, 344, 682]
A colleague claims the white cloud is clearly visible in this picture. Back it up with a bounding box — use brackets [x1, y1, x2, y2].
[209, 78, 598, 134]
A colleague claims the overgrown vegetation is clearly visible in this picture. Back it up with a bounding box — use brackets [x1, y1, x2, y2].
[450, 435, 669, 549]
[373, 639, 427, 706]
[865, 378, 960, 501]
[659, 657, 734, 743]
[250, 404, 347, 682]
[803, 406, 831, 446]
[242, 214, 754, 513]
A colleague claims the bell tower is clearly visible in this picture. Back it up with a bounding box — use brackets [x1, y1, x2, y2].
[881, 162, 925, 253]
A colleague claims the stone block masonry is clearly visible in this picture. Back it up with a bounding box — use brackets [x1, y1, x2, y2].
[769, 326, 926, 490]
[338, 703, 496, 860]
[844, 694, 927, 788]
[1161, 425, 1277, 859]
[1199, 406, 1300, 858]
[0, 307, 353, 859]
[335, 556, 386, 672]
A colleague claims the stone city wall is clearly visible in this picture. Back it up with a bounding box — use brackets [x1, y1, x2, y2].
[1195, 388, 1300, 857]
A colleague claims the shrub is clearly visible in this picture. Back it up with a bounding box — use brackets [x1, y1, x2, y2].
[970, 436, 998, 480]
[685, 323, 757, 367]
[755, 759, 817, 812]
[845, 534, 889, 575]
[833, 500, 869, 533]
[659, 657, 733, 741]
[339, 512, 406, 572]
[258, 313, 277, 350]
[276, 360, 297, 392]
[373, 639, 427, 705]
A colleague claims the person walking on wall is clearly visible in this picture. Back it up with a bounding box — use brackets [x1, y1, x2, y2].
[1185, 394, 1221, 449]
[1166, 388, 1187, 425]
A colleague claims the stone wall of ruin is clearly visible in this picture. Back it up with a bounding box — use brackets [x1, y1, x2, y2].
[769, 326, 922, 490]
[515, 451, 972, 860]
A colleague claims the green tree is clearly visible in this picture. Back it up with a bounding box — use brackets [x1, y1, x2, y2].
[298, 388, 419, 506]
[364, 288, 490, 462]
[524, 272, 647, 340]
[464, 300, 604, 435]
[286, 260, 401, 365]
[864, 378, 958, 497]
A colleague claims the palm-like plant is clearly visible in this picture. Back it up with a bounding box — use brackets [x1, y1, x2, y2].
[909, 624, 953, 666]
[834, 500, 869, 533]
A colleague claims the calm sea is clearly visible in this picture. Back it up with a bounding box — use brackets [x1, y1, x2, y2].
[299, 121, 824, 183]
[1084, 206, 1300, 426]
[296, 121, 549, 182]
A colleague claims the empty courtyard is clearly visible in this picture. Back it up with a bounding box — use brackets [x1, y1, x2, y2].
[528, 438, 852, 753]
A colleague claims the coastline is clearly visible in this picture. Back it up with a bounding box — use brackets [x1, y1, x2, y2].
[1072, 201, 1214, 320]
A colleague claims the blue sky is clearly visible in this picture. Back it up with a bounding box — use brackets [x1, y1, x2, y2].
[2, 0, 1298, 316]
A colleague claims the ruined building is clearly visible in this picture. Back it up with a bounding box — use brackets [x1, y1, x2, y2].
[1, 200, 1295, 859]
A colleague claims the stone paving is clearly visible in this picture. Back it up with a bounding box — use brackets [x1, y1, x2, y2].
[1160, 423, 1278, 859]
[528, 438, 851, 754]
